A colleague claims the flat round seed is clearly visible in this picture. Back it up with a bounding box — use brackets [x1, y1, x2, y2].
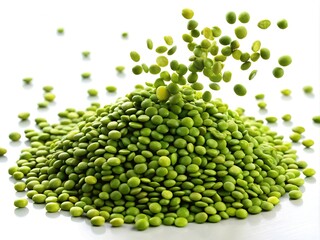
[272, 67, 284, 78]
[135, 219, 149, 231]
[130, 51, 140, 62]
[226, 11, 236, 24]
[302, 168, 316, 177]
[110, 217, 124, 227]
[14, 198, 28, 208]
[278, 55, 292, 66]
[277, 19, 288, 29]
[182, 8, 194, 19]
[233, 84, 247, 96]
[234, 26, 247, 39]
[258, 19, 271, 29]
[302, 139, 314, 148]
[289, 190, 302, 200]
[238, 12, 250, 23]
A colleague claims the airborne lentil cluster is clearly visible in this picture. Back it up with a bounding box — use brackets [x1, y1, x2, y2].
[4, 8, 317, 231]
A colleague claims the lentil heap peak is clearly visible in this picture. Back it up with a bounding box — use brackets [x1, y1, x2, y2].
[8, 8, 314, 231]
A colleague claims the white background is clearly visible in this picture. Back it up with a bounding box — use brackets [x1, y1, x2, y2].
[0, 0, 319, 239]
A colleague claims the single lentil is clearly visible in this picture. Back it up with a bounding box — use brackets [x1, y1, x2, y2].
[277, 19, 288, 29]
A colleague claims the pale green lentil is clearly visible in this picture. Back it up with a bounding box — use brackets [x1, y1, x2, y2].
[234, 26, 247, 39]
[289, 190, 302, 200]
[45, 202, 60, 213]
[14, 198, 28, 208]
[9, 132, 21, 141]
[303, 168, 316, 177]
[292, 126, 305, 134]
[130, 51, 140, 62]
[257, 19, 271, 29]
[282, 114, 292, 121]
[106, 86, 117, 93]
[302, 139, 314, 148]
[115, 66, 125, 73]
[182, 8, 194, 19]
[135, 219, 149, 230]
[81, 72, 91, 79]
[265, 116, 277, 123]
[225, 11, 236, 24]
[110, 217, 124, 227]
[18, 112, 30, 120]
[281, 89, 291, 96]
[0, 147, 7, 156]
[87, 89, 98, 97]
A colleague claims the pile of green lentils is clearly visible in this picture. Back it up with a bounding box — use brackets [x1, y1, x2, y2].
[2, 8, 318, 231]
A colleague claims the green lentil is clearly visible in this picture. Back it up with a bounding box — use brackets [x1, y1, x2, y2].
[106, 86, 117, 93]
[277, 19, 288, 29]
[281, 89, 291, 96]
[289, 190, 302, 200]
[135, 219, 149, 230]
[282, 114, 292, 122]
[91, 216, 105, 226]
[23, 77, 33, 84]
[257, 101, 267, 109]
[81, 72, 91, 79]
[238, 12, 250, 23]
[9, 132, 21, 141]
[292, 126, 305, 134]
[14, 198, 28, 208]
[255, 93, 264, 100]
[110, 218, 124, 227]
[57, 28, 64, 34]
[302, 139, 314, 148]
[278, 55, 292, 67]
[302, 85, 313, 94]
[248, 70, 257, 80]
[312, 116, 320, 123]
[130, 51, 141, 62]
[235, 209, 248, 219]
[272, 67, 284, 78]
[87, 89, 98, 97]
[146, 39, 153, 50]
[70, 206, 83, 217]
[45, 202, 60, 213]
[82, 51, 90, 58]
[14, 182, 26, 192]
[303, 168, 316, 177]
[265, 116, 277, 123]
[289, 133, 301, 142]
[260, 48, 270, 60]
[115, 66, 125, 73]
[234, 26, 247, 39]
[225, 11, 237, 24]
[257, 19, 271, 29]
[182, 8, 194, 19]
[18, 112, 30, 120]
[174, 217, 188, 227]
[233, 84, 247, 96]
